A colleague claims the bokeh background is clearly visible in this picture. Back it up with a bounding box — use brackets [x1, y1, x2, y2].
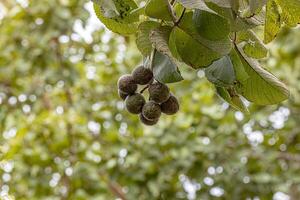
[0, 0, 300, 200]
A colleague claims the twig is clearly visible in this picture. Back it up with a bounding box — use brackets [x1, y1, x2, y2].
[107, 181, 128, 200]
[150, 49, 157, 70]
[140, 85, 149, 94]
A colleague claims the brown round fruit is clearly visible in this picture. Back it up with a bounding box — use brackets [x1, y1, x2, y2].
[132, 65, 153, 85]
[142, 101, 161, 121]
[161, 95, 179, 115]
[125, 93, 146, 114]
[118, 90, 128, 100]
[118, 74, 137, 94]
[139, 114, 159, 126]
[148, 82, 170, 103]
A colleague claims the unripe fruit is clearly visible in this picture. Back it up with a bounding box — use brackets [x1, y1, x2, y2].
[148, 82, 170, 103]
[142, 101, 161, 121]
[139, 114, 158, 126]
[118, 90, 128, 100]
[132, 65, 153, 85]
[125, 93, 145, 114]
[161, 95, 179, 115]
[118, 74, 137, 94]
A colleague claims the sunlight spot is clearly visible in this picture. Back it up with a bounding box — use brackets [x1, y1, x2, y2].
[273, 192, 290, 200]
[87, 121, 101, 135]
[65, 167, 73, 176]
[56, 106, 64, 115]
[210, 187, 224, 197]
[204, 177, 214, 186]
[3, 128, 17, 140]
[202, 137, 210, 145]
[8, 96, 17, 105]
[18, 94, 27, 102]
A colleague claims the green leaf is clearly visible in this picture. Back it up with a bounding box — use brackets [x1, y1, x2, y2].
[235, 47, 290, 105]
[276, 0, 300, 27]
[150, 26, 184, 83]
[205, 2, 261, 31]
[193, 9, 230, 41]
[145, 0, 173, 21]
[92, 0, 119, 18]
[177, 0, 217, 13]
[264, 0, 281, 43]
[93, 0, 139, 35]
[171, 27, 220, 69]
[264, 0, 300, 43]
[216, 86, 249, 114]
[168, 28, 183, 61]
[171, 12, 232, 68]
[249, 0, 267, 13]
[206, 0, 232, 8]
[152, 51, 184, 83]
[229, 49, 250, 84]
[136, 21, 160, 56]
[237, 30, 268, 59]
[205, 56, 236, 87]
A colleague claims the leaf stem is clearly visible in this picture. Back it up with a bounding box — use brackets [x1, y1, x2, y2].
[150, 49, 157, 70]
[140, 85, 149, 94]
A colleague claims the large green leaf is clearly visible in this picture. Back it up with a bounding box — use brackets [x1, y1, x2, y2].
[193, 9, 230, 41]
[206, 0, 231, 8]
[216, 86, 249, 114]
[171, 27, 220, 69]
[249, 0, 267, 13]
[229, 49, 249, 84]
[277, 0, 300, 26]
[145, 0, 173, 21]
[151, 51, 184, 83]
[93, 0, 139, 35]
[237, 30, 268, 59]
[177, 0, 217, 13]
[92, 0, 119, 18]
[264, 0, 281, 43]
[264, 0, 300, 43]
[205, 56, 236, 87]
[235, 47, 290, 105]
[150, 26, 183, 83]
[171, 12, 232, 68]
[136, 21, 160, 56]
[205, 2, 261, 31]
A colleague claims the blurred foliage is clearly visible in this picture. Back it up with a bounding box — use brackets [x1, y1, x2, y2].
[0, 0, 300, 200]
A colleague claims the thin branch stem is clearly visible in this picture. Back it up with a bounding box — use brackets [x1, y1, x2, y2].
[150, 49, 157, 70]
[140, 85, 149, 94]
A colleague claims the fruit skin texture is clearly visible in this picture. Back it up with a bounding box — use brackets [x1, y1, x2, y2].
[139, 114, 158, 126]
[125, 93, 146, 114]
[118, 90, 128, 100]
[148, 82, 170, 103]
[132, 66, 153, 85]
[118, 74, 137, 94]
[142, 101, 161, 120]
[161, 95, 179, 115]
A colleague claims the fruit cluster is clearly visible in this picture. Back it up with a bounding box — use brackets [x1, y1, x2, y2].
[118, 66, 179, 126]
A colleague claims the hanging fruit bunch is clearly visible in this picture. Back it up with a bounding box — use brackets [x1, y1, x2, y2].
[118, 65, 179, 125]
[92, 0, 295, 124]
